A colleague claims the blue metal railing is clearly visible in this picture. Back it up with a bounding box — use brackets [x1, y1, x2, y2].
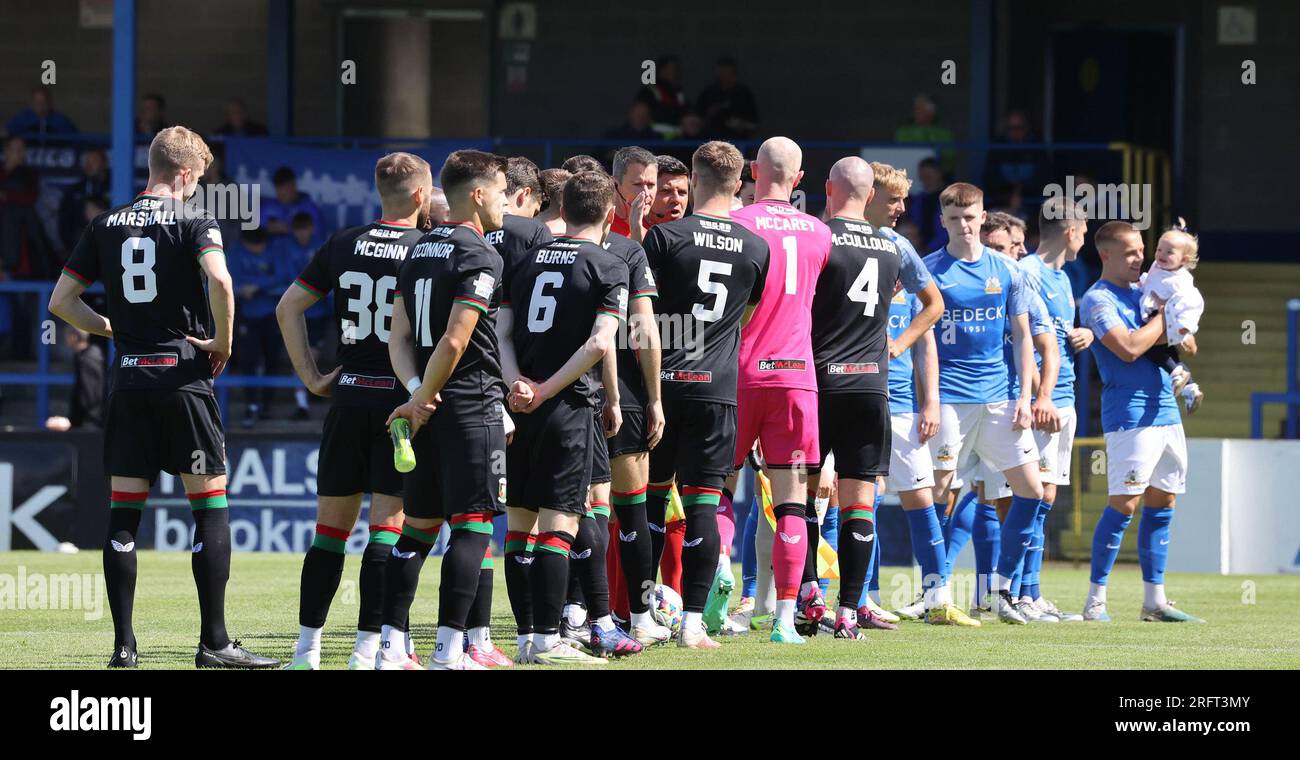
[1250, 300, 1300, 439]
[0, 280, 299, 426]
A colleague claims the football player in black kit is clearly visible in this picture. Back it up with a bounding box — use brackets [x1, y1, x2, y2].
[497, 171, 631, 665]
[483, 155, 554, 666]
[642, 141, 770, 650]
[277, 152, 434, 670]
[49, 126, 277, 668]
[807, 157, 944, 639]
[380, 150, 511, 670]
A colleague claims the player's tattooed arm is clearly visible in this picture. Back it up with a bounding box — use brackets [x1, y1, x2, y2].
[188, 250, 235, 378]
[523, 314, 621, 413]
[276, 285, 339, 396]
[913, 329, 940, 443]
[47, 274, 112, 338]
[630, 296, 664, 447]
[890, 280, 943, 358]
[1009, 312, 1035, 430]
[1030, 330, 1061, 433]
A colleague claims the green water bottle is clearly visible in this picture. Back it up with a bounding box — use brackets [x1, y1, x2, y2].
[390, 418, 416, 473]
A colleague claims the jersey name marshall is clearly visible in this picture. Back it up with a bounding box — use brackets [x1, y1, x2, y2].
[104, 208, 177, 227]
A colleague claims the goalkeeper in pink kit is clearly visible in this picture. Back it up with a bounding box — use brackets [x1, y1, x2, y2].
[723, 137, 832, 644]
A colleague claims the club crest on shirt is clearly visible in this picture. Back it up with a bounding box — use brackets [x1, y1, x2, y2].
[984, 276, 1003, 295]
[891, 290, 906, 305]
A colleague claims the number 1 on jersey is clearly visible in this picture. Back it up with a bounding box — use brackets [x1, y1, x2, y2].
[782, 235, 797, 295]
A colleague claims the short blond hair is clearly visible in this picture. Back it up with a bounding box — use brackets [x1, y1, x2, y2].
[375, 152, 431, 203]
[147, 126, 213, 179]
[1164, 217, 1200, 270]
[870, 162, 912, 196]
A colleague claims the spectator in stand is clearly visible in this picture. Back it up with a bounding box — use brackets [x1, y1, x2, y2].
[985, 109, 1047, 217]
[6, 86, 78, 137]
[0, 136, 52, 278]
[45, 326, 104, 431]
[229, 226, 290, 427]
[136, 93, 169, 136]
[648, 154, 689, 227]
[667, 109, 707, 165]
[261, 166, 326, 237]
[636, 55, 687, 132]
[58, 148, 109, 253]
[213, 98, 269, 137]
[604, 100, 659, 143]
[894, 93, 956, 176]
[277, 211, 327, 420]
[696, 56, 759, 139]
[905, 156, 948, 252]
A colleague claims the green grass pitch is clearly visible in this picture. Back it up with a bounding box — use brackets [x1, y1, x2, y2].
[2, 551, 1297, 669]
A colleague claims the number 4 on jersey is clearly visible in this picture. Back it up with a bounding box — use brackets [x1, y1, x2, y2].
[847, 257, 880, 316]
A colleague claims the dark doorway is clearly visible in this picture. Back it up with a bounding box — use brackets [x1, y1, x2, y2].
[340, 9, 490, 138]
[1050, 27, 1177, 148]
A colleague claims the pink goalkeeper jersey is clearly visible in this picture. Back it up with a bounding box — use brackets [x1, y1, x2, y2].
[732, 198, 832, 391]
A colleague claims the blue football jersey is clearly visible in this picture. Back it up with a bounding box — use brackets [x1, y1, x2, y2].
[887, 289, 924, 416]
[923, 245, 1029, 404]
[1080, 280, 1180, 433]
[998, 255, 1053, 400]
[1020, 253, 1077, 406]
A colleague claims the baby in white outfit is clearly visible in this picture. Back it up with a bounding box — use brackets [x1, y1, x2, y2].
[1140, 222, 1205, 411]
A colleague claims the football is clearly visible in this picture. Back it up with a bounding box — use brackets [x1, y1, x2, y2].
[651, 584, 683, 632]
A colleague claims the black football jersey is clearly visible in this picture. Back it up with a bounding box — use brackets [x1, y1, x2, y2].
[602, 232, 658, 410]
[504, 235, 629, 407]
[488, 213, 553, 280]
[643, 212, 769, 405]
[63, 192, 224, 394]
[397, 221, 504, 418]
[810, 216, 908, 395]
[294, 220, 424, 408]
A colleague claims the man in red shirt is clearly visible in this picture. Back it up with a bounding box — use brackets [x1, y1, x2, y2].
[609, 146, 656, 243]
